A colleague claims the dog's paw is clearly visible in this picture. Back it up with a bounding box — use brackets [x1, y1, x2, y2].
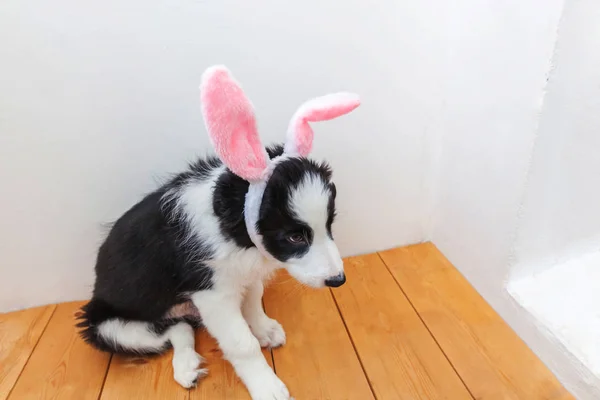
[251, 318, 286, 348]
[248, 374, 290, 400]
[173, 348, 207, 388]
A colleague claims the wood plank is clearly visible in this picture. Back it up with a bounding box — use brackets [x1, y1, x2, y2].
[102, 326, 271, 400]
[379, 243, 574, 400]
[101, 350, 188, 400]
[333, 253, 472, 400]
[8, 301, 111, 400]
[191, 329, 273, 399]
[0, 305, 55, 399]
[263, 271, 374, 400]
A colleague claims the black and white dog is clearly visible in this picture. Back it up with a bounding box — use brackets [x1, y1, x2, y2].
[78, 66, 360, 400]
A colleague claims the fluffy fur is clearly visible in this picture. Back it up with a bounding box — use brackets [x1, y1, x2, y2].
[77, 144, 341, 398]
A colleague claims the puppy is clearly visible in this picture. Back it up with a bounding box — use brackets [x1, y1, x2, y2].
[78, 66, 360, 400]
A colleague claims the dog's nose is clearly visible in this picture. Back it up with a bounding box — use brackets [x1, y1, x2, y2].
[325, 273, 346, 288]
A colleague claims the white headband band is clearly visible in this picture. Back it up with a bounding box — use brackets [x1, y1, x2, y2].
[243, 155, 288, 260]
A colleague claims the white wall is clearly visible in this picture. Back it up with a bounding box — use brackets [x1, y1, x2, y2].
[430, 0, 564, 301]
[509, 2, 600, 396]
[512, 0, 600, 279]
[431, 0, 600, 397]
[0, 0, 445, 312]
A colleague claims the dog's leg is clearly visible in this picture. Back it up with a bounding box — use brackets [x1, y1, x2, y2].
[169, 322, 206, 388]
[242, 281, 286, 348]
[95, 319, 205, 388]
[192, 290, 290, 400]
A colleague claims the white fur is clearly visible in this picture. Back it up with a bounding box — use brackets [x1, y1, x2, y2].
[98, 319, 168, 351]
[191, 281, 288, 400]
[242, 280, 286, 348]
[177, 165, 240, 261]
[170, 323, 207, 388]
[285, 174, 344, 288]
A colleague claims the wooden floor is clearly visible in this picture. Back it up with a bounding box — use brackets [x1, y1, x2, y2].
[0, 243, 573, 400]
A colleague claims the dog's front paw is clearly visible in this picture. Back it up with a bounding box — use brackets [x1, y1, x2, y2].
[251, 317, 286, 348]
[248, 374, 290, 400]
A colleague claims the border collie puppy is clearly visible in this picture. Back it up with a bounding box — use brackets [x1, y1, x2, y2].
[77, 66, 360, 400]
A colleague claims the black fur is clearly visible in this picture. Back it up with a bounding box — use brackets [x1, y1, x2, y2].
[77, 144, 336, 354]
[77, 160, 219, 354]
[259, 157, 334, 261]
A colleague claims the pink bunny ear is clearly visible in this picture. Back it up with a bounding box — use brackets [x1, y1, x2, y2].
[200, 65, 268, 181]
[285, 92, 361, 156]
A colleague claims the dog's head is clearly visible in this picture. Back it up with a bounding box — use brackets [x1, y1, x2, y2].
[257, 153, 344, 288]
[200, 65, 359, 288]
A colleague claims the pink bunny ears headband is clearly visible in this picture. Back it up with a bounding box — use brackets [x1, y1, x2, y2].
[200, 65, 360, 181]
[200, 65, 360, 259]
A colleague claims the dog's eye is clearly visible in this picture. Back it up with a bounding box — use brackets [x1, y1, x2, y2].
[286, 233, 306, 244]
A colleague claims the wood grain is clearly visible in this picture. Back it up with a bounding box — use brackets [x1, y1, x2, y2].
[191, 328, 273, 399]
[101, 327, 272, 399]
[379, 243, 574, 400]
[264, 271, 374, 400]
[333, 253, 472, 400]
[0, 305, 55, 399]
[0, 245, 574, 399]
[8, 302, 111, 400]
[101, 351, 188, 400]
